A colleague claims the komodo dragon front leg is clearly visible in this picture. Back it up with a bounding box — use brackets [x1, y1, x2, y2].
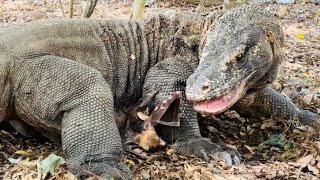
[10, 55, 128, 178]
[142, 57, 240, 165]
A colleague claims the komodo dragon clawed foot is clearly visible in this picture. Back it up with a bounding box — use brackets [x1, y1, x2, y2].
[172, 138, 240, 165]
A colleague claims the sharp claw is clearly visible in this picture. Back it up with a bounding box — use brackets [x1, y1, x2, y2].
[215, 151, 232, 165]
[226, 153, 233, 166]
[233, 155, 241, 165]
[236, 151, 241, 159]
[172, 138, 241, 165]
[211, 145, 241, 165]
[199, 146, 209, 162]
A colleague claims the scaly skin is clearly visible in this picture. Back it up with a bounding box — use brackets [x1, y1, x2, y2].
[234, 88, 320, 128]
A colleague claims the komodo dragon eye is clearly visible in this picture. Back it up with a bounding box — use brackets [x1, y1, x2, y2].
[236, 55, 243, 62]
[228, 46, 247, 64]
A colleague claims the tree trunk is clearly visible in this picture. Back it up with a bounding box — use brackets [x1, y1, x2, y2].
[82, 0, 98, 18]
[131, 0, 147, 19]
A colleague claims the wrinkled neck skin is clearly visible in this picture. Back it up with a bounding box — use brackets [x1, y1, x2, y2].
[185, 5, 284, 115]
[0, 53, 12, 122]
[110, 16, 200, 111]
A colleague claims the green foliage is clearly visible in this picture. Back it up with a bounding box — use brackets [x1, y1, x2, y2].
[39, 154, 65, 177]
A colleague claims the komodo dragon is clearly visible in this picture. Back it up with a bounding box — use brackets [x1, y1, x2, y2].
[0, 5, 319, 179]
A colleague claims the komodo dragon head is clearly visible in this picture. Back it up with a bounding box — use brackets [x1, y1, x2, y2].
[186, 6, 284, 115]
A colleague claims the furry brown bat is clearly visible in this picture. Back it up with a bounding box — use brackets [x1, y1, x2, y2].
[118, 91, 182, 156]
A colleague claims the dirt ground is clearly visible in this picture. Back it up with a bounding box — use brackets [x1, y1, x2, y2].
[0, 0, 319, 179]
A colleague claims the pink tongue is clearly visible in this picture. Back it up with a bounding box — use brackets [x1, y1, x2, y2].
[194, 88, 237, 112]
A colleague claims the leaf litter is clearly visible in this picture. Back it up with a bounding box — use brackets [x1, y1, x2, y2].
[0, 0, 320, 179]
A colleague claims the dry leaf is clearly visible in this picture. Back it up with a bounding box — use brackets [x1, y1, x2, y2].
[307, 164, 319, 175]
[184, 164, 194, 176]
[146, 154, 163, 163]
[244, 145, 257, 154]
[62, 172, 77, 180]
[19, 159, 38, 170]
[297, 154, 314, 168]
[213, 174, 227, 180]
[140, 169, 151, 179]
[15, 149, 32, 156]
[193, 171, 201, 180]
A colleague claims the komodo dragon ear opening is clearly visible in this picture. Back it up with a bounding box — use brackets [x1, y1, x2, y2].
[253, 31, 283, 88]
[266, 31, 283, 64]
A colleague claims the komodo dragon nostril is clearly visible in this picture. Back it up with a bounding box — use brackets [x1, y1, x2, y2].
[201, 80, 211, 94]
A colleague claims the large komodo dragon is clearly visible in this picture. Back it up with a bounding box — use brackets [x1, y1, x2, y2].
[0, 5, 319, 178]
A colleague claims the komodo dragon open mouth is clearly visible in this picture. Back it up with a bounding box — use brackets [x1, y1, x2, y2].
[193, 71, 257, 115]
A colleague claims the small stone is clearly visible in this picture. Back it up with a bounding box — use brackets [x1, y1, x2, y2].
[278, 6, 288, 18]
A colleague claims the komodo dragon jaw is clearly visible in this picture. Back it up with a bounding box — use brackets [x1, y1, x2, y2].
[191, 70, 257, 115]
[186, 6, 284, 115]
